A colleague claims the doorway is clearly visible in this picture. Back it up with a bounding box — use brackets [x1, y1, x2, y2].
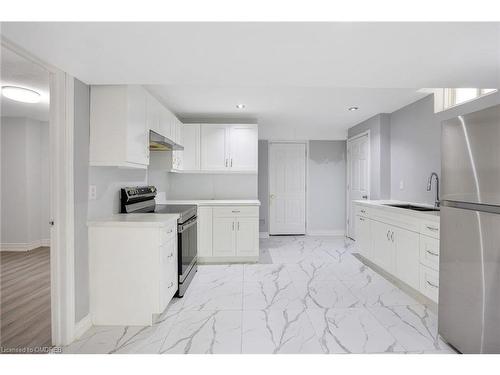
[1, 46, 52, 351]
[346, 132, 370, 239]
[268, 142, 306, 235]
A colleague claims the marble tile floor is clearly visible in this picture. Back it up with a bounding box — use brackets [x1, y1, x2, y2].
[62, 236, 457, 354]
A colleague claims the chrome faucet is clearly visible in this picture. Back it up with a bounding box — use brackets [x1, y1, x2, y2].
[427, 172, 440, 208]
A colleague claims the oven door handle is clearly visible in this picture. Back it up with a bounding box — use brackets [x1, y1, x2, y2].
[178, 216, 197, 233]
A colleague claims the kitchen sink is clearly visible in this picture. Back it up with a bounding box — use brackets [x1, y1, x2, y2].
[383, 203, 440, 212]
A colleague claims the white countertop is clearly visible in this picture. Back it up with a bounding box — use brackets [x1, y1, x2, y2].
[354, 199, 440, 221]
[156, 199, 261, 206]
[88, 213, 179, 227]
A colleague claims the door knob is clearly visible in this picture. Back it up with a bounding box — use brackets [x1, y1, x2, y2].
[270, 194, 275, 199]
[362, 195, 368, 199]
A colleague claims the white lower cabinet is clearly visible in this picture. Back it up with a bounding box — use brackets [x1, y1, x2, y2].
[370, 220, 396, 274]
[197, 206, 213, 257]
[394, 227, 420, 290]
[89, 220, 178, 326]
[213, 217, 237, 256]
[355, 215, 371, 258]
[196, 203, 260, 262]
[355, 202, 440, 303]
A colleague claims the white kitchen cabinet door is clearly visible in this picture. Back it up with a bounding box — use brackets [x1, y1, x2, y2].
[394, 227, 420, 290]
[159, 239, 177, 311]
[236, 218, 259, 256]
[212, 217, 236, 256]
[355, 215, 371, 259]
[197, 206, 213, 257]
[146, 92, 161, 135]
[159, 106, 173, 140]
[201, 125, 229, 171]
[126, 86, 149, 166]
[370, 220, 395, 274]
[229, 125, 258, 171]
[182, 124, 201, 170]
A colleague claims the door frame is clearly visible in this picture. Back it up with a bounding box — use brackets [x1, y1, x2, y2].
[2, 37, 76, 346]
[346, 130, 371, 239]
[267, 140, 308, 235]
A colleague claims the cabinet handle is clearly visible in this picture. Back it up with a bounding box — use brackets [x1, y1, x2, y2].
[232, 210, 240, 213]
[168, 253, 173, 258]
[426, 280, 438, 289]
[359, 217, 365, 222]
[426, 226, 439, 232]
[426, 250, 439, 257]
[225, 159, 228, 167]
[167, 229, 173, 234]
[237, 221, 240, 230]
[232, 222, 235, 231]
[391, 231, 394, 242]
[168, 282, 174, 289]
[360, 209, 366, 214]
[386, 230, 390, 240]
[230, 158, 233, 167]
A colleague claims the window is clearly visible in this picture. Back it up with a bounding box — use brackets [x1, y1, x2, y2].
[433, 88, 498, 112]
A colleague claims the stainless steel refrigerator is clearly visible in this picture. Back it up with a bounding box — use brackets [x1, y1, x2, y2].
[439, 103, 500, 354]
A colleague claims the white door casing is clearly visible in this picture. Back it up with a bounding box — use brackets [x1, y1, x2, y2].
[346, 133, 370, 239]
[269, 142, 306, 235]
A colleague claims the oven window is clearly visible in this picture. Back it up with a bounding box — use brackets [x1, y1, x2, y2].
[179, 221, 197, 279]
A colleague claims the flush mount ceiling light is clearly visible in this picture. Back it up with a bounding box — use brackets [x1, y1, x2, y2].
[1, 86, 41, 104]
[236, 104, 246, 109]
[348, 106, 359, 111]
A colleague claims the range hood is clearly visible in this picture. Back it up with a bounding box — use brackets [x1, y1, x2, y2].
[149, 130, 184, 151]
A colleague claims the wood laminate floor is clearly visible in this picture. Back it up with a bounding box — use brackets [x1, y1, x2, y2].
[1, 247, 51, 352]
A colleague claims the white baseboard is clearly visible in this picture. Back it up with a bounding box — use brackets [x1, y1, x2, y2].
[259, 232, 269, 239]
[1, 239, 51, 252]
[306, 230, 345, 237]
[74, 314, 92, 339]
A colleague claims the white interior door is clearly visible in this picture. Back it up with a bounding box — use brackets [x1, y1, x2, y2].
[269, 142, 306, 235]
[347, 134, 370, 239]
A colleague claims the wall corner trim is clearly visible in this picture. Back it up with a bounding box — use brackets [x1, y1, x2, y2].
[74, 314, 92, 340]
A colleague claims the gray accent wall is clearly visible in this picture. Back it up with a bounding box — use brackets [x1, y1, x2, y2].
[258, 140, 269, 233]
[307, 140, 346, 234]
[390, 95, 440, 204]
[1, 117, 49, 245]
[347, 114, 391, 199]
[73, 79, 90, 321]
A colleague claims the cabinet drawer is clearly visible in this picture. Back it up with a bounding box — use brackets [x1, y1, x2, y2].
[160, 224, 177, 245]
[355, 205, 370, 218]
[420, 221, 440, 239]
[213, 206, 259, 218]
[419, 235, 439, 271]
[419, 264, 439, 302]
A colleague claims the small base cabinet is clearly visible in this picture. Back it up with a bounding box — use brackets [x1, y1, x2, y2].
[354, 201, 440, 303]
[194, 203, 260, 263]
[89, 219, 178, 326]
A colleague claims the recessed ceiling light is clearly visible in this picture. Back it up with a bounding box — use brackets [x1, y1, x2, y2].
[348, 106, 359, 111]
[236, 104, 246, 109]
[2, 86, 41, 104]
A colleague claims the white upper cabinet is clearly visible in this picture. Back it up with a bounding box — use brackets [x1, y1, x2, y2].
[201, 125, 230, 171]
[90, 85, 184, 169]
[199, 124, 258, 173]
[229, 125, 258, 171]
[90, 85, 149, 168]
[182, 124, 201, 171]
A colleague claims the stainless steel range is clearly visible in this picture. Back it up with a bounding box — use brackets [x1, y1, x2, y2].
[120, 186, 197, 297]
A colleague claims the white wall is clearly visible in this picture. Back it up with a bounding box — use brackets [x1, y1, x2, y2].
[307, 140, 346, 235]
[147, 151, 258, 201]
[1, 117, 49, 248]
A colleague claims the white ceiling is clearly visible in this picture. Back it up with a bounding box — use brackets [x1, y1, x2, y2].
[1, 22, 498, 135]
[147, 86, 428, 139]
[1, 46, 50, 122]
